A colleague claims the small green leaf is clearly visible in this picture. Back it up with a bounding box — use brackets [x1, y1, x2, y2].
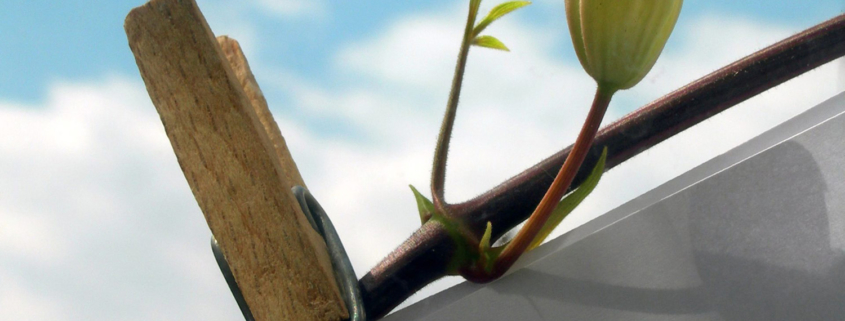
[410, 185, 436, 224]
[478, 221, 504, 273]
[473, 1, 531, 37]
[479, 221, 493, 252]
[472, 35, 510, 51]
[528, 146, 608, 250]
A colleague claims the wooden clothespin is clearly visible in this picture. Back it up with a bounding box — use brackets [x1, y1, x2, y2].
[124, 0, 348, 320]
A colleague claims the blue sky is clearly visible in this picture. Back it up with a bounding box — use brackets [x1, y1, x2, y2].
[1, 0, 844, 320]
[0, 0, 839, 103]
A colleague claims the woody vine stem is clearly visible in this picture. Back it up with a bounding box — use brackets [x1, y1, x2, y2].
[361, 6, 845, 321]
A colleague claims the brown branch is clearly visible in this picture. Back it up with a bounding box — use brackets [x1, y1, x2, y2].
[360, 13, 845, 320]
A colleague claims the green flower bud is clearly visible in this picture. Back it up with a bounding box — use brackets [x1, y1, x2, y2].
[566, 0, 682, 92]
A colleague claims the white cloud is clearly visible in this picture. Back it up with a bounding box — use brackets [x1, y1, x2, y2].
[0, 77, 241, 320]
[0, 269, 67, 321]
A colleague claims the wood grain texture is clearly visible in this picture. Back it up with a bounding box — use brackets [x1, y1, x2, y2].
[124, 0, 347, 320]
[217, 36, 307, 189]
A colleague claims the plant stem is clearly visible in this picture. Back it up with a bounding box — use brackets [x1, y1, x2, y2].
[431, 3, 478, 211]
[360, 12, 845, 320]
[487, 86, 613, 280]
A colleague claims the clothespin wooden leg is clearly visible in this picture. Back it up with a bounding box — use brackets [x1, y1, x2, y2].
[124, 0, 348, 320]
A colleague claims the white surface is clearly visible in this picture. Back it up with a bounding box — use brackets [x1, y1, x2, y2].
[386, 92, 845, 321]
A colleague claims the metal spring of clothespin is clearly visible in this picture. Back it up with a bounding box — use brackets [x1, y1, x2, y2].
[211, 186, 365, 321]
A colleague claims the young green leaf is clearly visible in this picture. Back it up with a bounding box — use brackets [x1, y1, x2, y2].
[410, 185, 436, 224]
[472, 35, 510, 51]
[527, 146, 608, 250]
[477, 221, 504, 273]
[479, 221, 493, 253]
[473, 1, 532, 37]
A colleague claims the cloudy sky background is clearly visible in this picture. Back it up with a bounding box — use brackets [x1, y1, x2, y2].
[2, 0, 844, 319]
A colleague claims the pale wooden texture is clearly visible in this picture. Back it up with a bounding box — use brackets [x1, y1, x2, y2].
[217, 36, 307, 189]
[124, 0, 347, 320]
[215, 36, 339, 313]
